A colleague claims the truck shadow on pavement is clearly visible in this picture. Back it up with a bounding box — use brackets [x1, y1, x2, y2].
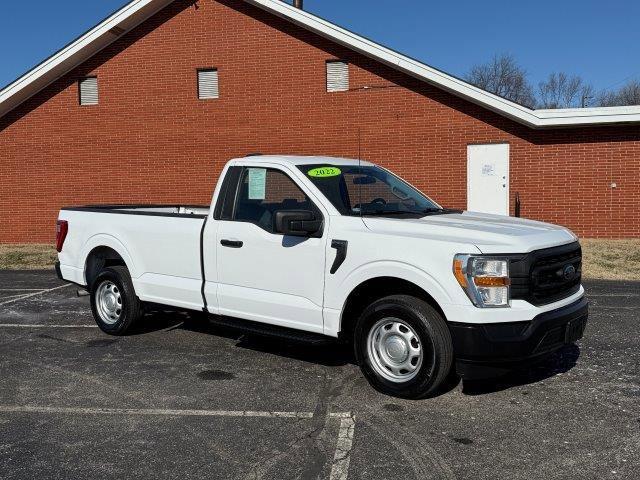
[133, 307, 581, 396]
[135, 307, 355, 367]
[461, 344, 581, 395]
[187, 321, 356, 368]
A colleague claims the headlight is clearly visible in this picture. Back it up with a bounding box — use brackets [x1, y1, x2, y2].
[453, 255, 510, 308]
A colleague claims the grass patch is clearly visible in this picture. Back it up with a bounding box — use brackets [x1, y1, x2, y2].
[0, 244, 57, 270]
[0, 240, 639, 281]
[581, 239, 640, 281]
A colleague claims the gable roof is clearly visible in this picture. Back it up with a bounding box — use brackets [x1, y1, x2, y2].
[0, 0, 174, 119]
[2, 0, 640, 128]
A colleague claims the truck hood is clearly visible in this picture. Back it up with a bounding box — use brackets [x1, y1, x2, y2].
[362, 211, 578, 254]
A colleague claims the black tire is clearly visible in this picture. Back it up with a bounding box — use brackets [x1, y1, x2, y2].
[89, 266, 142, 336]
[354, 295, 453, 399]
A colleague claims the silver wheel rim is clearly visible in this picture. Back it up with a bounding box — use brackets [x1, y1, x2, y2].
[95, 281, 123, 325]
[367, 318, 423, 383]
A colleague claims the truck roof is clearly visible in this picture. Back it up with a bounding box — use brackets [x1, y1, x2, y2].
[231, 155, 375, 167]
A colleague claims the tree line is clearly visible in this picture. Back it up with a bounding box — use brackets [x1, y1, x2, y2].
[465, 53, 640, 109]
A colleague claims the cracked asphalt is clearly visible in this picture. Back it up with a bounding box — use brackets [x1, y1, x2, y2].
[0, 270, 638, 480]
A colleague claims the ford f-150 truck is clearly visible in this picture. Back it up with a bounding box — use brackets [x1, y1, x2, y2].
[56, 155, 588, 398]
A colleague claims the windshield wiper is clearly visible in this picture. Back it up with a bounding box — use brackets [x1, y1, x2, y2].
[360, 209, 419, 216]
[358, 207, 452, 217]
[421, 207, 462, 216]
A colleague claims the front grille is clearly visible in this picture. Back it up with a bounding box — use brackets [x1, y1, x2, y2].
[510, 242, 582, 306]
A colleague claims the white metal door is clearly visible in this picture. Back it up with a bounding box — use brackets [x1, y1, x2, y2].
[467, 143, 510, 215]
[216, 166, 327, 334]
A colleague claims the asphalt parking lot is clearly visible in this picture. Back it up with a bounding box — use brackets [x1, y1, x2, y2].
[0, 271, 638, 480]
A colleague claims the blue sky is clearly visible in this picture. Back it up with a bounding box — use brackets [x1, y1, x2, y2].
[1, 0, 639, 93]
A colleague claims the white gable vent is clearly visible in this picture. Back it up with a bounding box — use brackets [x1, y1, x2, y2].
[326, 60, 349, 92]
[198, 69, 219, 100]
[79, 77, 99, 105]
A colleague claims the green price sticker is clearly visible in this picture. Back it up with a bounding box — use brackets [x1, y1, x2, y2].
[308, 167, 342, 178]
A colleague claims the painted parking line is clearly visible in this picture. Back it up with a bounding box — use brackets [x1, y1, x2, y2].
[0, 293, 35, 301]
[588, 293, 640, 298]
[590, 305, 638, 311]
[0, 289, 46, 291]
[0, 324, 98, 328]
[0, 284, 73, 307]
[329, 412, 356, 480]
[0, 405, 316, 418]
[0, 405, 355, 480]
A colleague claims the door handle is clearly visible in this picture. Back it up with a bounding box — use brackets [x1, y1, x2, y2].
[220, 239, 243, 248]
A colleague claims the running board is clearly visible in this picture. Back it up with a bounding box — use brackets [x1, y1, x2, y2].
[207, 315, 335, 345]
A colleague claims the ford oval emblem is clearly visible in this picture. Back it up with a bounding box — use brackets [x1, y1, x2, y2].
[563, 264, 576, 280]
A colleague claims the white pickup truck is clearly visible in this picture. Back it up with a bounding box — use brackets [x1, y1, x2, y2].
[56, 155, 588, 398]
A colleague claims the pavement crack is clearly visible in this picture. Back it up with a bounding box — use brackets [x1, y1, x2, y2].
[242, 372, 358, 480]
[361, 405, 457, 480]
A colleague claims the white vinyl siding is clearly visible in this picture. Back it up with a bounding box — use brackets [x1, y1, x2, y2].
[326, 61, 349, 92]
[79, 77, 98, 105]
[198, 69, 219, 99]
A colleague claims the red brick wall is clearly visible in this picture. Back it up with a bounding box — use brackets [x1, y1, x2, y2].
[1, 0, 639, 242]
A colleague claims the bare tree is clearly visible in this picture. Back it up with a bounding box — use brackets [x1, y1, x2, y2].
[537, 72, 594, 108]
[467, 53, 639, 109]
[465, 53, 536, 107]
[597, 80, 640, 106]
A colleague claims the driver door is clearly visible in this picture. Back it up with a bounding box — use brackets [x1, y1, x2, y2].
[215, 165, 328, 334]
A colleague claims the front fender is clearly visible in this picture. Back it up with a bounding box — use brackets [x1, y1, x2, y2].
[323, 260, 455, 336]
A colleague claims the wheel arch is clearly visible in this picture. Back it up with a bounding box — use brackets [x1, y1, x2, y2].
[338, 276, 448, 342]
[81, 236, 136, 288]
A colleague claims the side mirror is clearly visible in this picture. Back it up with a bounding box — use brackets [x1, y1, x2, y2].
[274, 210, 322, 237]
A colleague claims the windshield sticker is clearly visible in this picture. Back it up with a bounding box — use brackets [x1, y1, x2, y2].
[308, 167, 342, 178]
[248, 168, 267, 200]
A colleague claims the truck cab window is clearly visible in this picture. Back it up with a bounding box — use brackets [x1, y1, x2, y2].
[233, 168, 320, 233]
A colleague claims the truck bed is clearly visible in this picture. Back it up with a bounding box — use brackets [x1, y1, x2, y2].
[58, 204, 210, 311]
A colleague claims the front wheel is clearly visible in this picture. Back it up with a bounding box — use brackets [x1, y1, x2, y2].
[90, 266, 142, 335]
[354, 295, 453, 399]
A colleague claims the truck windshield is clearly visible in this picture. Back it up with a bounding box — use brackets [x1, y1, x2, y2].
[298, 164, 443, 217]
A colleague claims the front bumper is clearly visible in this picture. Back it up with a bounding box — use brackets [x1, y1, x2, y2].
[449, 296, 588, 379]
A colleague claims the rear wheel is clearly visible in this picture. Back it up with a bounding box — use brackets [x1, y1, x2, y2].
[354, 295, 453, 399]
[90, 266, 142, 335]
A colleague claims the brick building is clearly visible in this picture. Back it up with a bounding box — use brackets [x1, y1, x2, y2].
[1, 0, 639, 242]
